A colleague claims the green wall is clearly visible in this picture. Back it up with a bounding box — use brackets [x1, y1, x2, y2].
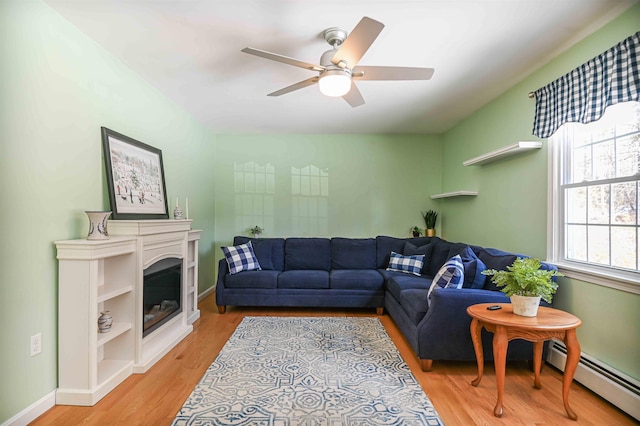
[213, 133, 443, 253]
[0, 1, 217, 422]
[440, 3, 640, 380]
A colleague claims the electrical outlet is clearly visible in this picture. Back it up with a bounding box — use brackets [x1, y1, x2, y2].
[30, 333, 42, 356]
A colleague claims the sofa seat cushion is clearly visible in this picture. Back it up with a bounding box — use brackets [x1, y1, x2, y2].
[225, 270, 279, 289]
[330, 270, 384, 290]
[285, 238, 331, 271]
[331, 238, 377, 270]
[386, 274, 432, 303]
[278, 270, 330, 289]
[398, 288, 430, 325]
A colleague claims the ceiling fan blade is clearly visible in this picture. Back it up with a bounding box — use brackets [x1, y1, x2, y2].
[342, 83, 365, 107]
[352, 66, 435, 81]
[268, 77, 319, 96]
[332, 17, 384, 68]
[242, 47, 325, 72]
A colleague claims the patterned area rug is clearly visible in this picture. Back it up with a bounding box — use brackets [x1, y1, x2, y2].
[172, 316, 443, 425]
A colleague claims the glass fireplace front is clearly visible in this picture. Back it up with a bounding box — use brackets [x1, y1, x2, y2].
[142, 257, 182, 337]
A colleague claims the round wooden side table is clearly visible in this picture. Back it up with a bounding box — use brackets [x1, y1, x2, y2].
[467, 303, 582, 420]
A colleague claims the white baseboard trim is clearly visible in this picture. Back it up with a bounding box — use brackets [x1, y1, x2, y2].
[547, 339, 640, 421]
[1, 390, 55, 426]
[198, 285, 215, 301]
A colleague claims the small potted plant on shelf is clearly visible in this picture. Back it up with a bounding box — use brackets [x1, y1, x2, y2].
[482, 257, 563, 317]
[422, 210, 438, 237]
[410, 226, 422, 237]
[249, 225, 263, 238]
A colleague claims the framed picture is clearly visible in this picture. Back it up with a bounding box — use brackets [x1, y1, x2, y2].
[101, 127, 169, 220]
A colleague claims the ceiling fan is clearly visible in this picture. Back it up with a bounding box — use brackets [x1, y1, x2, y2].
[241, 16, 434, 107]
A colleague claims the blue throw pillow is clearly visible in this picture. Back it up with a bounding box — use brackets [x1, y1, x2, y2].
[427, 255, 464, 306]
[221, 241, 262, 274]
[459, 246, 487, 289]
[386, 251, 425, 276]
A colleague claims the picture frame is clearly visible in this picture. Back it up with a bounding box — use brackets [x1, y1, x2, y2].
[101, 127, 170, 220]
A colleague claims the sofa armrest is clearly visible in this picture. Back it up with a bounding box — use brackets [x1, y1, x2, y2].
[216, 258, 229, 306]
[416, 288, 510, 360]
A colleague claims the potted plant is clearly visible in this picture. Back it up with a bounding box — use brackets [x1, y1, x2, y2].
[482, 257, 563, 317]
[422, 210, 438, 237]
[249, 225, 263, 238]
[410, 226, 422, 237]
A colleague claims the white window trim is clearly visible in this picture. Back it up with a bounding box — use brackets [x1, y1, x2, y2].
[547, 132, 640, 295]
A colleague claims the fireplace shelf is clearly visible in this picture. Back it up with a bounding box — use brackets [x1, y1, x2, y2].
[186, 230, 202, 325]
[97, 322, 132, 346]
[98, 285, 134, 303]
[55, 237, 137, 406]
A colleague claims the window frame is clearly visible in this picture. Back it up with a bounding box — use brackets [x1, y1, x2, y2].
[547, 107, 640, 295]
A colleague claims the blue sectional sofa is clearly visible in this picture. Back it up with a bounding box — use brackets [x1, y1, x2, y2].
[216, 235, 557, 370]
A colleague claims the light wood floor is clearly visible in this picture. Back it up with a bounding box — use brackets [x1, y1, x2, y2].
[32, 294, 636, 425]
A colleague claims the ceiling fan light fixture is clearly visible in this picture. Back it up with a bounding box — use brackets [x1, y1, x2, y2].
[318, 70, 351, 97]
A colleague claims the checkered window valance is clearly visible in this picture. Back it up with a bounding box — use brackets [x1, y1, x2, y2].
[532, 31, 640, 138]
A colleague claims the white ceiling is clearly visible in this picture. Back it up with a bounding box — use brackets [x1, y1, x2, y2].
[44, 0, 636, 134]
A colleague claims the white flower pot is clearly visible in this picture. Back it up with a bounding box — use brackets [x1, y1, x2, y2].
[510, 295, 541, 317]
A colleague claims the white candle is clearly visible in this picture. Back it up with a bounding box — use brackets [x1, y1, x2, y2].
[176, 197, 179, 208]
[186, 197, 189, 219]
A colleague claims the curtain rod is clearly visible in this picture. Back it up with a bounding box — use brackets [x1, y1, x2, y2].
[528, 92, 535, 98]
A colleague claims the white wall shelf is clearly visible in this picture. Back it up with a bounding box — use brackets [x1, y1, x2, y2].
[430, 190, 478, 199]
[463, 141, 542, 166]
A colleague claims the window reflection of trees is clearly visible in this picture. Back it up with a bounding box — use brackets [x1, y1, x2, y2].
[291, 165, 329, 235]
[234, 161, 274, 234]
[563, 102, 640, 272]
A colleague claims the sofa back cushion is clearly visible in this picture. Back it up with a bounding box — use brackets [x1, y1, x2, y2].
[331, 238, 376, 270]
[477, 247, 559, 290]
[477, 248, 522, 290]
[285, 238, 331, 271]
[425, 238, 454, 277]
[233, 237, 285, 271]
[375, 236, 436, 269]
[376, 236, 406, 269]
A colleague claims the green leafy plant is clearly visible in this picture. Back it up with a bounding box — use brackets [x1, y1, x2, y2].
[422, 210, 438, 229]
[249, 225, 263, 237]
[410, 226, 422, 237]
[482, 257, 563, 303]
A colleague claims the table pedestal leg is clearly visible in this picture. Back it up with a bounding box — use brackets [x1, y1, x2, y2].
[533, 341, 543, 389]
[563, 330, 580, 420]
[470, 318, 484, 387]
[493, 326, 508, 418]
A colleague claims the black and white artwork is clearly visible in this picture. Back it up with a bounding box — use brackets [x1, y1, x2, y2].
[102, 127, 169, 219]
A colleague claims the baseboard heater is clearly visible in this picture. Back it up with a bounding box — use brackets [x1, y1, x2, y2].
[546, 339, 639, 421]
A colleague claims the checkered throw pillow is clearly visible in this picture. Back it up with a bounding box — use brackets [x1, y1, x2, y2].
[386, 251, 424, 276]
[221, 241, 262, 274]
[427, 255, 464, 306]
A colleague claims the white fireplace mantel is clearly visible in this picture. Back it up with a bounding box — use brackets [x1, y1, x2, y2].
[55, 219, 201, 406]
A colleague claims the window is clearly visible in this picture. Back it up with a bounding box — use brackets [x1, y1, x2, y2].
[550, 102, 640, 291]
[234, 161, 275, 233]
[291, 165, 329, 235]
